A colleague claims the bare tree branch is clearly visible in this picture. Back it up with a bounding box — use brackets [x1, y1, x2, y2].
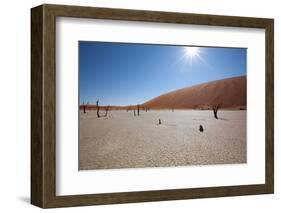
[212, 104, 220, 119]
[96, 99, 100, 118]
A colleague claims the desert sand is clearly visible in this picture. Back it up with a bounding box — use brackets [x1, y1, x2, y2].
[79, 110, 246, 170]
[145, 76, 246, 109]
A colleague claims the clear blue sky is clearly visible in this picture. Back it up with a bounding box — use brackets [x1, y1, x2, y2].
[79, 41, 246, 106]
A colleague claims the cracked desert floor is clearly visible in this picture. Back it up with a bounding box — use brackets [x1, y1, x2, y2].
[79, 110, 246, 170]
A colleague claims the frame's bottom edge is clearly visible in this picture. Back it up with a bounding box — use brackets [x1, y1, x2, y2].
[41, 184, 273, 208]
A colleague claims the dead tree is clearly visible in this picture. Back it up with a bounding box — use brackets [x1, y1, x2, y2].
[105, 105, 110, 117]
[82, 102, 87, 114]
[137, 104, 140, 116]
[96, 100, 100, 118]
[142, 105, 147, 112]
[212, 104, 220, 119]
[82, 102, 89, 113]
[142, 105, 148, 112]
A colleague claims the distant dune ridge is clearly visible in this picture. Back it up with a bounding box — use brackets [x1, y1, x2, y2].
[80, 75, 246, 111]
[144, 75, 246, 110]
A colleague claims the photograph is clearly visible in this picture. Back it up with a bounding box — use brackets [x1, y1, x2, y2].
[78, 41, 247, 170]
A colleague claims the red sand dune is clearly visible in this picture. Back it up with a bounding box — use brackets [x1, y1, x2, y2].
[144, 76, 246, 110]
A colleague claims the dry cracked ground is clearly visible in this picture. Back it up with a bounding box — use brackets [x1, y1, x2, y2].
[79, 110, 246, 170]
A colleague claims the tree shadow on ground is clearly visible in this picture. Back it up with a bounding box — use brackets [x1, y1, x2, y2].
[218, 117, 229, 121]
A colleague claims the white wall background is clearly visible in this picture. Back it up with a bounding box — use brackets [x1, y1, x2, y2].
[0, 0, 279, 212]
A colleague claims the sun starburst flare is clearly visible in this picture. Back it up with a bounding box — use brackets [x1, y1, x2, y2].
[184, 47, 200, 60]
[168, 46, 212, 73]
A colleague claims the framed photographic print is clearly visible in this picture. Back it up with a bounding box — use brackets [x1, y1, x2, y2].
[31, 4, 274, 208]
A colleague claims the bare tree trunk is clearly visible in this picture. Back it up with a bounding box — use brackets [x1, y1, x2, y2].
[144, 105, 148, 112]
[105, 105, 109, 117]
[82, 102, 86, 114]
[212, 104, 220, 119]
[96, 100, 100, 118]
[82, 102, 88, 113]
[143, 105, 147, 112]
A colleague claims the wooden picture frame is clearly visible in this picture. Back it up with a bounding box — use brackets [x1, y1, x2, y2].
[31, 4, 274, 208]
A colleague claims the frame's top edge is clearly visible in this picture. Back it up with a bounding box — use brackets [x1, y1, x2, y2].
[37, 3, 274, 23]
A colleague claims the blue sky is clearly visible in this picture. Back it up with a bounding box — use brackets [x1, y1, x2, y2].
[79, 41, 246, 106]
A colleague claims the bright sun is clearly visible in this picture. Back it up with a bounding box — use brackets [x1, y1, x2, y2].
[184, 47, 200, 59]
